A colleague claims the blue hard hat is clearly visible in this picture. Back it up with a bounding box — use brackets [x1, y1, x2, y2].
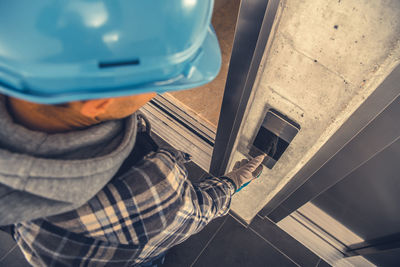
[0, 0, 221, 104]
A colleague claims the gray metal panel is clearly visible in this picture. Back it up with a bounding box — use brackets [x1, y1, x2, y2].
[313, 138, 400, 241]
[260, 64, 400, 220]
[268, 93, 400, 222]
[210, 0, 281, 176]
[249, 109, 300, 169]
[262, 109, 300, 143]
[366, 248, 400, 267]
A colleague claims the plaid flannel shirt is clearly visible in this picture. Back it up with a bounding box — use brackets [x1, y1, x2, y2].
[14, 148, 235, 266]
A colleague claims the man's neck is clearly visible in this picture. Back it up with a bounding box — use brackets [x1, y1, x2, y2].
[7, 98, 99, 133]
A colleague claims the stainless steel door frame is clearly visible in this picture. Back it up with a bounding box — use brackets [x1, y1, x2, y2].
[259, 64, 400, 222]
[210, 0, 281, 176]
[141, 0, 281, 172]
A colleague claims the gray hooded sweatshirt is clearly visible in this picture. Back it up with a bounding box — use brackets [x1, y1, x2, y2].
[0, 96, 137, 225]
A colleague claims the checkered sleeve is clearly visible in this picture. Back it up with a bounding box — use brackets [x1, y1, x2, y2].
[14, 147, 236, 266]
[47, 147, 234, 243]
[157, 148, 235, 233]
[155, 148, 235, 222]
[139, 147, 235, 242]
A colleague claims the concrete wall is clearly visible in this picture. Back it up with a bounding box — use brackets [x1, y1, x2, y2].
[230, 0, 400, 223]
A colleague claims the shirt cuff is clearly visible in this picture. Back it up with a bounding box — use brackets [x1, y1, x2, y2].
[219, 176, 237, 194]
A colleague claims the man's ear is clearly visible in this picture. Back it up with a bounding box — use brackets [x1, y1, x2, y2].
[80, 99, 115, 119]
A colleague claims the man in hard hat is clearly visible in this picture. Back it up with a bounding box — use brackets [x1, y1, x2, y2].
[0, 1, 264, 266]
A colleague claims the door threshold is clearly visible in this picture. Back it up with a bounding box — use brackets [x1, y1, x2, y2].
[139, 94, 216, 172]
[277, 203, 375, 267]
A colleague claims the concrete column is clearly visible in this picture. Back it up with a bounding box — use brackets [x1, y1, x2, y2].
[230, 0, 400, 222]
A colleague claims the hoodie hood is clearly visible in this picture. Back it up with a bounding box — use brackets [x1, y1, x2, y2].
[0, 96, 137, 225]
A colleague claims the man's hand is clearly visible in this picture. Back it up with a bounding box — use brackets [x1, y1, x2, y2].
[223, 155, 265, 192]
